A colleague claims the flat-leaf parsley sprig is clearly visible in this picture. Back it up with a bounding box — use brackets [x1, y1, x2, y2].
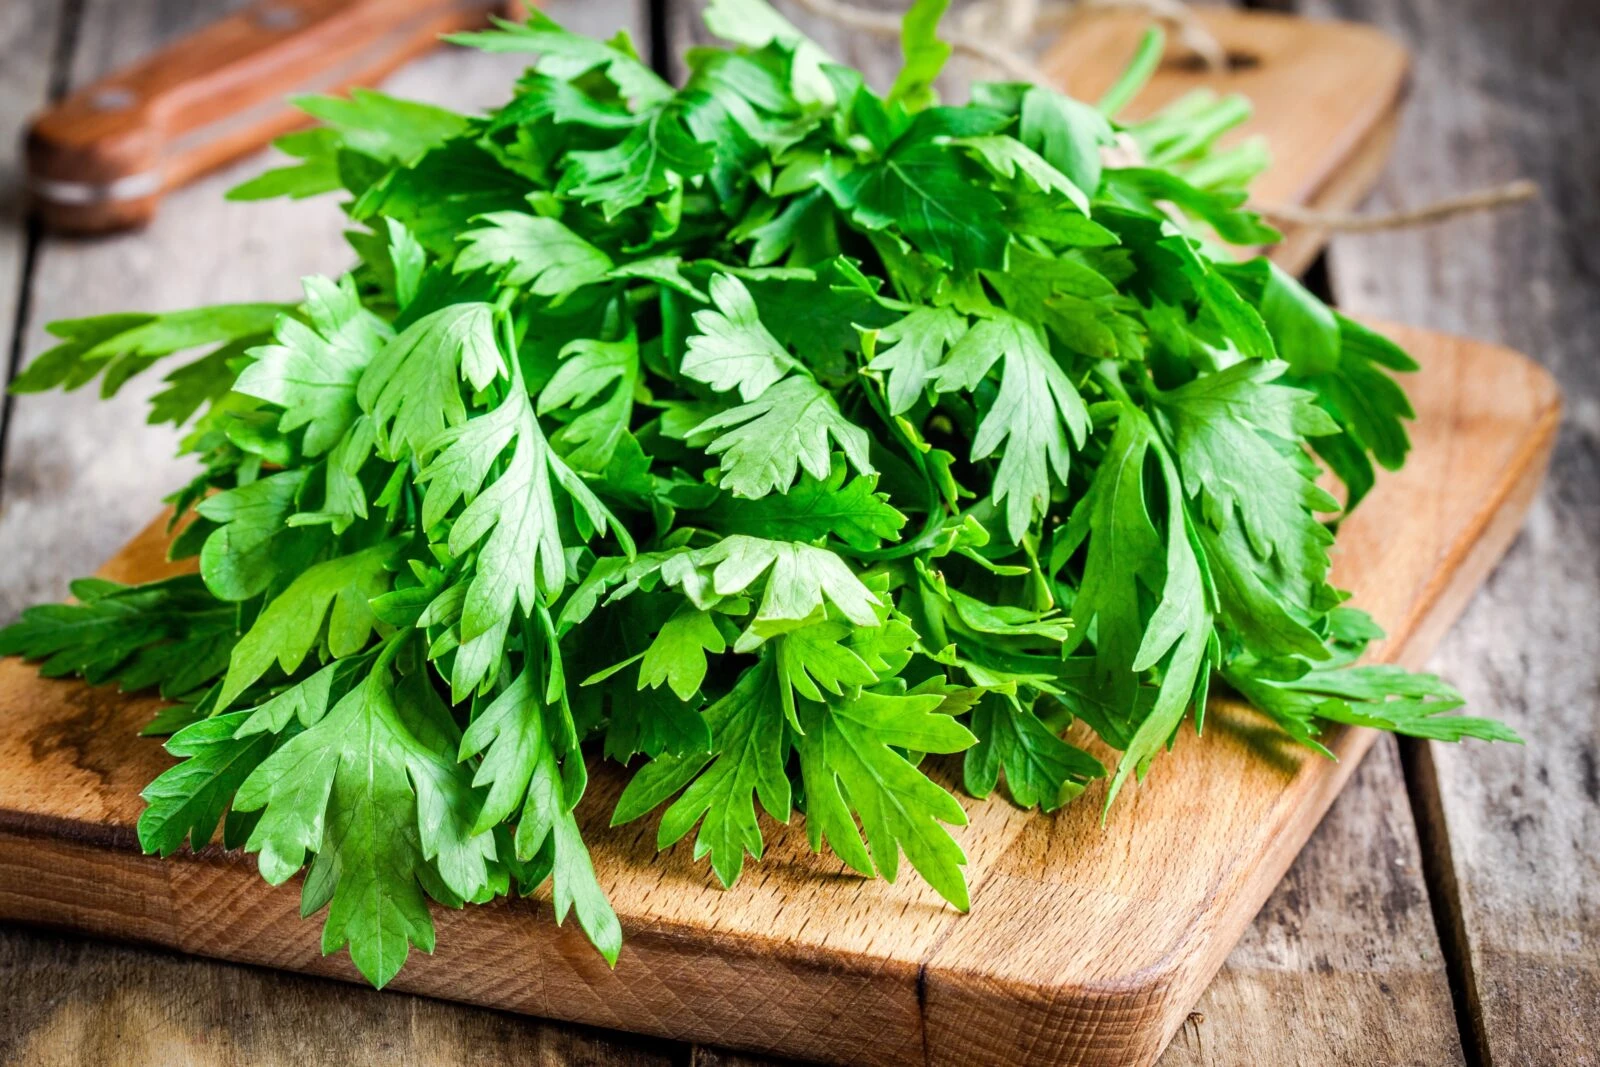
[0, 0, 1517, 987]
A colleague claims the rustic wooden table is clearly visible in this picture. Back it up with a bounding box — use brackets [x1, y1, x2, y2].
[0, 1, 1593, 1064]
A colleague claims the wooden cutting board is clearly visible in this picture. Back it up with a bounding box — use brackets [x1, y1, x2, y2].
[0, 325, 1559, 1067]
[0, 12, 1536, 1067]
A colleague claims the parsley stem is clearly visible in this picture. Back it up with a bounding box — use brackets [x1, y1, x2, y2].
[848, 379, 950, 562]
[1097, 26, 1166, 119]
[1093, 361, 1136, 408]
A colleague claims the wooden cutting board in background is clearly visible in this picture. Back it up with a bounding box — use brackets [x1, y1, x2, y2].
[1046, 7, 1409, 274]
[0, 12, 1539, 1067]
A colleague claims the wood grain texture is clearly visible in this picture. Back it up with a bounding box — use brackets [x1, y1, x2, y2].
[0, 323, 1559, 1066]
[1158, 736, 1465, 1067]
[0, 924, 682, 1067]
[0, 0, 64, 444]
[702, 719, 1472, 1067]
[1303, 1, 1600, 1063]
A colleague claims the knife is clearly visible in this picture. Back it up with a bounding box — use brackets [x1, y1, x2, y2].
[25, 0, 507, 233]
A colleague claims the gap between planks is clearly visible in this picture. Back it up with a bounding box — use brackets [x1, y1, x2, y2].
[1401, 735, 1489, 1067]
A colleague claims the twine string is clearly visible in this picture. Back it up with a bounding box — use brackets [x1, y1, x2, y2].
[1256, 179, 1539, 233]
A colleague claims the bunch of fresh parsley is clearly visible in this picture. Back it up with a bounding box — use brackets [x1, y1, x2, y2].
[0, 0, 1515, 987]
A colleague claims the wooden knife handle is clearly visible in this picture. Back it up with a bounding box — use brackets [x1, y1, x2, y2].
[25, 0, 504, 233]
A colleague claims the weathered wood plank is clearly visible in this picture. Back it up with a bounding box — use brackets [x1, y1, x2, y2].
[0, 925, 680, 1067]
[1158, 736, 1465, 1066]
[0, 0, 350, 625]
[0, 1, 65, 445]
[1302, 1, 1600, 1063]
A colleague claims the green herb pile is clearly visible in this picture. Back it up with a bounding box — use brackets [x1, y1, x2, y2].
[0, 0, 1515, 987]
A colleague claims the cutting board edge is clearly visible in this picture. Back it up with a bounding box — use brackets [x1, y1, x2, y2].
[917, 332, 1563, 1067]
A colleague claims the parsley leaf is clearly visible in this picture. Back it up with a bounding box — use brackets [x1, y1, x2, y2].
[458, 665, 622, 961]
[612, 658, 791, 886]
[234, 664, 494, 988]
[358, 301, 506, 460]
[454, 212, 615, 298]
[680, 273, 798, 401]
[237, 276, 392, 455]
[537, 334, 639, 471]
[689, 456, 906, 551]
[796, 688, 976, 908]
[963, 693, 1102, 812]
[217, 540, 399, 710]
[138, 710, 275, 857]
[866, 304, 968, 415]
[690, 375, 874, 498]
[931, 312, 1090, 540]
[843, 140, 1010, 273]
